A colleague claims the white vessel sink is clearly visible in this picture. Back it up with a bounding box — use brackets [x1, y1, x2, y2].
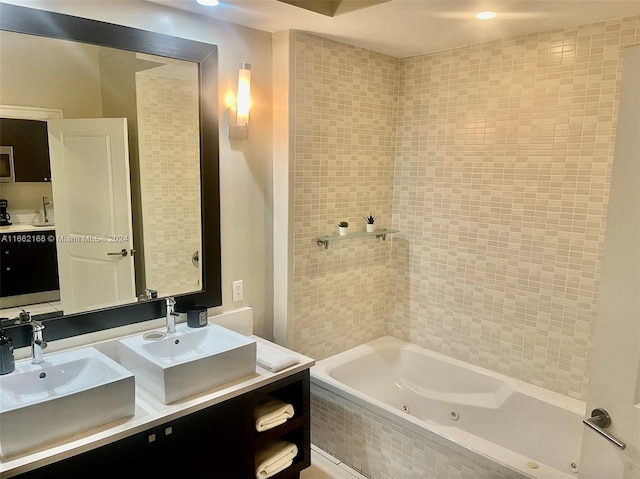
[0, 347, 135, 458]
[118, 323, 256, 404]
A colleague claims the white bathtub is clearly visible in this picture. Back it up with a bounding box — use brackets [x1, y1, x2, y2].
[311, 336, 585, 479]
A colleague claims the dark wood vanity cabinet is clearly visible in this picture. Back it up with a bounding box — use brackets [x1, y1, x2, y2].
[0, 231, 59, 298]
[0, 118, 52, 182]
[12, 370, 311, 479]
[46, 397, 246, 479]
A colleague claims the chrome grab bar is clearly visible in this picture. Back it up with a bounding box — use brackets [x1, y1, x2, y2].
[582, 408, 626, 450]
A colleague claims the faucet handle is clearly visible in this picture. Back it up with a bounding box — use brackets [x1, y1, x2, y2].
[145, 288, 158, 299]
[18, 310, 31, 323]
[166, 297, 176, 307]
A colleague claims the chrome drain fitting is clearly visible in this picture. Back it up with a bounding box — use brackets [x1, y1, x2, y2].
[143, 331, 166, 341]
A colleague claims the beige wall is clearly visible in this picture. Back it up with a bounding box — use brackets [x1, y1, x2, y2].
[0, 31, 102, 213]
[4, 0, 275, 337]
[0, 182, 52, 214]
[0, 31, 103, 118]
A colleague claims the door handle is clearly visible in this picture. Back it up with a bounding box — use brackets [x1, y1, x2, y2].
[582, 408, 626, 450]
[107, 249, 128, 257]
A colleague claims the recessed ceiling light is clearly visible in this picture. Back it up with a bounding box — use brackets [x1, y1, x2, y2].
[475, 11, 496, 20]
[196, 0, 220, 6]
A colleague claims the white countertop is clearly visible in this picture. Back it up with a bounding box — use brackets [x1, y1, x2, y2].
[0, 329, 314, 478]
[0, 224, 55, 234]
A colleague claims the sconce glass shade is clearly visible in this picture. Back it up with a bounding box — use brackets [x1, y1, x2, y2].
[229, 62, 251, 139]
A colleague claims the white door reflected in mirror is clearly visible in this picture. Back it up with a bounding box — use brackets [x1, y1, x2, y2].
[48, 118, 136, 314]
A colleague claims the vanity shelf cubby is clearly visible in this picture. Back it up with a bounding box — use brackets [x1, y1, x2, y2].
[316, 228, 399, 249]
[248, 371, 311, 478]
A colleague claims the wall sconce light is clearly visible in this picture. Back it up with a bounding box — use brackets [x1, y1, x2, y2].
[229, 62, 251, 140]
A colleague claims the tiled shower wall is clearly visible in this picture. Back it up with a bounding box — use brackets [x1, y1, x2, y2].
[289, 18, 640, 400]
[389, 16, 640, 399]
[136, 73, 202, 297]
[288, 33, 398, 360]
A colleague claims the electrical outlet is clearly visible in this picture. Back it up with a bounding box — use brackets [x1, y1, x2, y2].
[232, 280, 244, 302]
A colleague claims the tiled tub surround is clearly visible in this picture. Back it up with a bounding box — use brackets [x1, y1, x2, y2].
[311, 337, 585, 479]
[389, 17, 640, 401]
[288, 32, 398, 361]
[286, 17, 640, 400]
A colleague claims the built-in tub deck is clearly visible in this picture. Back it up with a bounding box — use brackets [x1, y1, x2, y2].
[311, 336, 585, 479]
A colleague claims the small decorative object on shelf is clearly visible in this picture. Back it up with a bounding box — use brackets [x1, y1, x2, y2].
[338, 221, 349, 236]
[364, 215, 376, 233]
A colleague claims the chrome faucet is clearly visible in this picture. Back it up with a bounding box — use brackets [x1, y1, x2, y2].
[31, 320, 47, 364]
[42, 196, 52, 223]
[15, 311, 47, 364]
[166, 297, 179, 334]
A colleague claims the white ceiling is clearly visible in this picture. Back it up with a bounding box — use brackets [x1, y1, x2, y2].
[147, 0, 640, 57]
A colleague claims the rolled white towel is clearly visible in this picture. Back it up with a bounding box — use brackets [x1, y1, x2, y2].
[256, 343, 299, 372]
[255, 440, 298, 479]
[255, 396, 295, 432]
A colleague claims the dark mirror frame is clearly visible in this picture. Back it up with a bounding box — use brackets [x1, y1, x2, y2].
[0, 3, 222, 347]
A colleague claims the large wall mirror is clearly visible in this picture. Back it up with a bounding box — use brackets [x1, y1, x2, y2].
[0, 3, 221, 346]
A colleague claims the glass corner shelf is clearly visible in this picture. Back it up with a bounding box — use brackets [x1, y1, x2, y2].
[316, 228, 399, 249]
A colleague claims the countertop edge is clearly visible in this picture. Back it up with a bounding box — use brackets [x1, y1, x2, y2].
[0, 225, 55, 234]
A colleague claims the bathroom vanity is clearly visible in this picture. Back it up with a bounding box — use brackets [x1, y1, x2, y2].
[0, 6, 304, 477]
[0, 330, 313, 479]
